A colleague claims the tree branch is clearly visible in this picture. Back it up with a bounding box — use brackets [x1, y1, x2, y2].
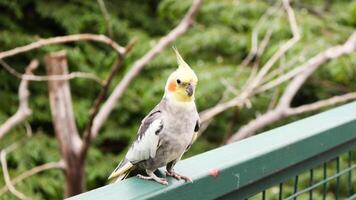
[45, 51, 87, 196]
[80, 44, 130, 158]
[97, 0, 113, 38]
[91, 0, 204, 139]
[0, 160, 64, 196]
[247, 0, 300, 91]
[286, 92, 356, 115]
[256, 32, 356, 94]
[0, 60, 38, 139]
[0, 34, 125, 60]
[45, 51, 82, 153]
[228, 31, 356, 143]
[0, 59, 103, 85]
[0, 149, 29, 200]
[24, 121, 32, 137]
[200, 0, 299, 124]
[278, 32, 356, 108]
[241, 2, 281, 66]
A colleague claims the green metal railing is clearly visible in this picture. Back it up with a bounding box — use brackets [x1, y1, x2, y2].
[69, 102, 356, 200]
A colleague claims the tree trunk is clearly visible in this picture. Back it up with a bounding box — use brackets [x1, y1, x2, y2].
[45, 51, 85, 197]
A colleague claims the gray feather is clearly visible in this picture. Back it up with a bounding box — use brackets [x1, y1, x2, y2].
[112, 97, 199, 180]
[126, 104, 164, 163]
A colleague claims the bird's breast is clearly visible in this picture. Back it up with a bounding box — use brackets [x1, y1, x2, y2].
[139, 102, 199, 170]
[160, 111, 197, 159]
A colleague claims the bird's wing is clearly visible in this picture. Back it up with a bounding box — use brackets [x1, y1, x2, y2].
[186, 118, 200, 151]
[126, 106, 164, 164]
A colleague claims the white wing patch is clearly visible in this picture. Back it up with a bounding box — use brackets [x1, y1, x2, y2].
[126, 119, 163, 163]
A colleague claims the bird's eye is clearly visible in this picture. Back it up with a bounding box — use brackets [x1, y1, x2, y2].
[176, 79, 181, 84]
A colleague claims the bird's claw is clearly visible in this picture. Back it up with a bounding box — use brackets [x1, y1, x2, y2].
[137, 174, 168, 185]
[166, 171, 192, 182]
[157, 179, 168, 185]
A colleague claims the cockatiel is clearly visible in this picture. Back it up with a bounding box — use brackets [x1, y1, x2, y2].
[108, 47, 200, 185]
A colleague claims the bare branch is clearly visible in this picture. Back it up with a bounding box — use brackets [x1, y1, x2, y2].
[220, 78, 239, 96]
[0, 59, 103, 85]
[247, 0, 300, 91]
[29, 71, 103, 84]
[0, 150, 29, 200]
[258, 33, 356, 94]
[0, 34, 125, 60]
[0, 161, 64, 196]
[228, 32, 356, 143]
[257, 65, 303, 93]
[200, 63, 258, 123]
[200, 0, 299, 124]
[24, 121, 32, 137]
[97, 0, 113, 38]
[0, 60, 38, 139]
[91, 0, 203, 138]
[286, 92, 356, 115]
[278, 32, 356, 107]
[260, 42, 316, 86]
[45, 51, 83, 151]
[45, 51, 86, 196]
[256, 28, 274, 58]
[200, 94, 248, 123]
[241, 2, 281, 66]
[80, 49, 128, 158]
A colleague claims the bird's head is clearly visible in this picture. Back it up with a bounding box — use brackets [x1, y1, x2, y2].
[165, 47, 198, 102]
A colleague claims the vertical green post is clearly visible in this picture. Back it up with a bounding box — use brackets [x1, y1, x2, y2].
[293, 176, 299, 200]
[323, 163, 327, 200]
[279, 183, 283, 200]
[335, 157, 340, 200]
[348, 151, 353, 196]
[309, 169, 314, 200]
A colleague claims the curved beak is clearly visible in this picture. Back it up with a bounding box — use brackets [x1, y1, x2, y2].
[186, 84, 194, 97]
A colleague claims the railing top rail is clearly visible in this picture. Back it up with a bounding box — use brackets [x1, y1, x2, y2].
[68, 101, 356, 200]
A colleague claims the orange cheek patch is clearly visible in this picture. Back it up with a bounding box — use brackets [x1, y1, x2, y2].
[168, 80, 177, 92]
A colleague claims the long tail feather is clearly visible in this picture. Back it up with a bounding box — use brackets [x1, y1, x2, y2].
[112, 167, 133, 183]
[108, 159, 134, 182]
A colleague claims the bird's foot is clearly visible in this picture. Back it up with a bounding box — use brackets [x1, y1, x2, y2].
[137, 174, 168, 185]
[166, 171, 192, 182]
[137, 174, 152, 180]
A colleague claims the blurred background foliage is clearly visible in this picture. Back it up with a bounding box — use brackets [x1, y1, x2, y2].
[0, 0, 355, 199]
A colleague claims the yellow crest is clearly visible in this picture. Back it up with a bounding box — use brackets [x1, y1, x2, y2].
[164, 47, 198, 102]
[171, 47, 198, 83]
[173, 46, 191, 70]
